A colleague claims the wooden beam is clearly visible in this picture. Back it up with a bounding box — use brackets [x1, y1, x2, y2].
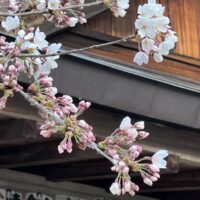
[0, 139, 102, 168]
[0, 118, 39, 143]
[13, 155, 178, 182]
[0, 93, 41, 122]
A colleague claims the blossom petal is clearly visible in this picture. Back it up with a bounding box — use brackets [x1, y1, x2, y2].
[120, 116, 132, 130]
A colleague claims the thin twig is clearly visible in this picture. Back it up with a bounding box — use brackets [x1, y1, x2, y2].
[15, 87, 116, 165]
[0, 1, 103, 17]
[16, 87, 63, 124]
[18, 34, 136, 58]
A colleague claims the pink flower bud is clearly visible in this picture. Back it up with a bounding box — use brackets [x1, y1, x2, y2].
[69, 103, 78, 113]
[113, 154, 120, 160]
[136, 145, 143, 153]
[127, 128, 138, 138]
[105, 138, 114, 144]
[123, 166, 129, 174]
[39, 77, 53, 87]
[58, 145, 64, 154]
[150, 176, 158, 182]
[61, 107, 70, 115]
[0, 37, 6, 45]
[124, 180, 131, 192]
[153, 173, 160, 179]
[132, 151, 140, 158]
[119, 161, 126, 168]
[12, 80, 17, 86]
[134, 121, 145, 129]
[44, 87, 57, 96]
[121, 188, 126, 195]
[28, 27, 35, 32]
[107, 148, 117, 157]
[40, 130, 52, 138]
[139, 131, 149, 139]
[62, 95, 73, 104]
[149, 164, 160, 173]
[143, 177, 153, 186]
[8, 65, 16, 72]
[111, 166, 117, 171]
[78, 100, 91, 110]
[129, 145, 137, 152]
[133, 184, 140, 192]
[66, 138, 73, 153]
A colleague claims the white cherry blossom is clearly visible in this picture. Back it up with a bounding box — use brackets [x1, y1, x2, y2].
[37, 0, 47, 11]
[48, 0, 60, 10]
[153, 52, 163, 63]
[152, 150, 168, 169]
[142, 38, 155, 52]
[155, 16, 170, 33]
[110, 182, 121, 195]
[120, 116, 132, 130]
[134, 52, 149, 65]
[134, 0, 178, 65]
[135, 18, 157, 38]
[40, 43, 62, 74]
[34, 27, 48, 49]
[119, 117, 139, 139]
[68, 17, 78, 27]
[1, 16, 20, 32]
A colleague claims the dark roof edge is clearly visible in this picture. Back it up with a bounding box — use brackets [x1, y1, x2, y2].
[69, 51, 200, 94]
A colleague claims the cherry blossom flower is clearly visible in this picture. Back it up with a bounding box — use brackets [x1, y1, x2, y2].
[110, 182, 121, 195]
[41, 43, 62, 74]
[152, 150, 168, 169]
[134, 51, 149, 65]
[37, 0, 47, 11]
[48, 0, 60, 10]
[142, 38, 155, 52]
[68, 17, 79, 27]
[1, 16, 20, 32]
[34, 28, 48, 50]
[134, 0, 178, 65]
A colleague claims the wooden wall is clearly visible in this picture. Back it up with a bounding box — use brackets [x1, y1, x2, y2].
[84, 0, 200, 60]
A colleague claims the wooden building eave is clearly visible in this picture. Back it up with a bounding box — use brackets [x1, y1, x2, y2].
[35, 53, 199, 130]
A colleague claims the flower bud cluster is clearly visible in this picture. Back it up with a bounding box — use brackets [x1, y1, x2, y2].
[135, 150, 168, 187]
[57, 117, 95, 153]
[0, 63, 22, 109]
[98, 116, 168, 196]
[29, 74, 95, 153]
[55, 99, 95, 153]
[134, 0, 178, 65]
[28, 73, 57, 109]
[110, 159, 139, 196]
[39, 102, 96, 154]
[0, 36, 20, 59]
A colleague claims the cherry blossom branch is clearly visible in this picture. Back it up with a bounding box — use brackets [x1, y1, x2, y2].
[15, 86, 116, 165]
[18, 34, 137, 58]
[0, 1, 103, 17]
